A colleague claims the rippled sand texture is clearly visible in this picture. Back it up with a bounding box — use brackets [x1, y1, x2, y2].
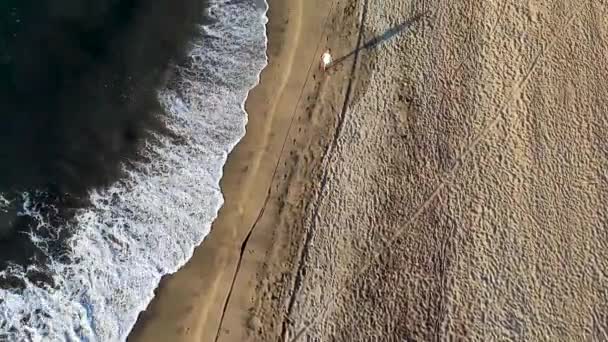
[216, 0, 608, 340]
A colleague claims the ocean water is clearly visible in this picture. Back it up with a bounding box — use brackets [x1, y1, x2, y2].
[0, 0, 268, 340]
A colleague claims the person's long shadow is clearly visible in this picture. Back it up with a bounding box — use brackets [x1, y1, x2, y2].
[329, 12, 427, 69]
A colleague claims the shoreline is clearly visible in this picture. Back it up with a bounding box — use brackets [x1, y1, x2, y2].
[128, 0, 326, 339]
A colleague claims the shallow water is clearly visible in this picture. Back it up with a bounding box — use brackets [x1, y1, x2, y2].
[0, 0, 268, 340]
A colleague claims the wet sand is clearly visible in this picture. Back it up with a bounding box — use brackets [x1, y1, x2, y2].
[128, 0, 332, 340]
[131, 0, 608, 340]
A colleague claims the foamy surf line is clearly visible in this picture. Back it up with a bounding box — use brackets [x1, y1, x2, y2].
[0, 0, 268, 340]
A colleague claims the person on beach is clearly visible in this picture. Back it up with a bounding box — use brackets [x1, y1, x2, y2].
[320, 48, 333, 72]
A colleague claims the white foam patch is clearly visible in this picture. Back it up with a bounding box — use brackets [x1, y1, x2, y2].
[0, 0, 268, 340]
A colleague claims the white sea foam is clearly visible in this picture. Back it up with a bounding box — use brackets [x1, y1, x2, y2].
[0, 0, 268, 340]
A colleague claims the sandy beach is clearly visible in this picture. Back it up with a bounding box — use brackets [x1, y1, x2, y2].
[131, 0, 608, 341]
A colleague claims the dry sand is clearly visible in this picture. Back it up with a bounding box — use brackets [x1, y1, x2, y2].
[131, 0, 608, 341]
